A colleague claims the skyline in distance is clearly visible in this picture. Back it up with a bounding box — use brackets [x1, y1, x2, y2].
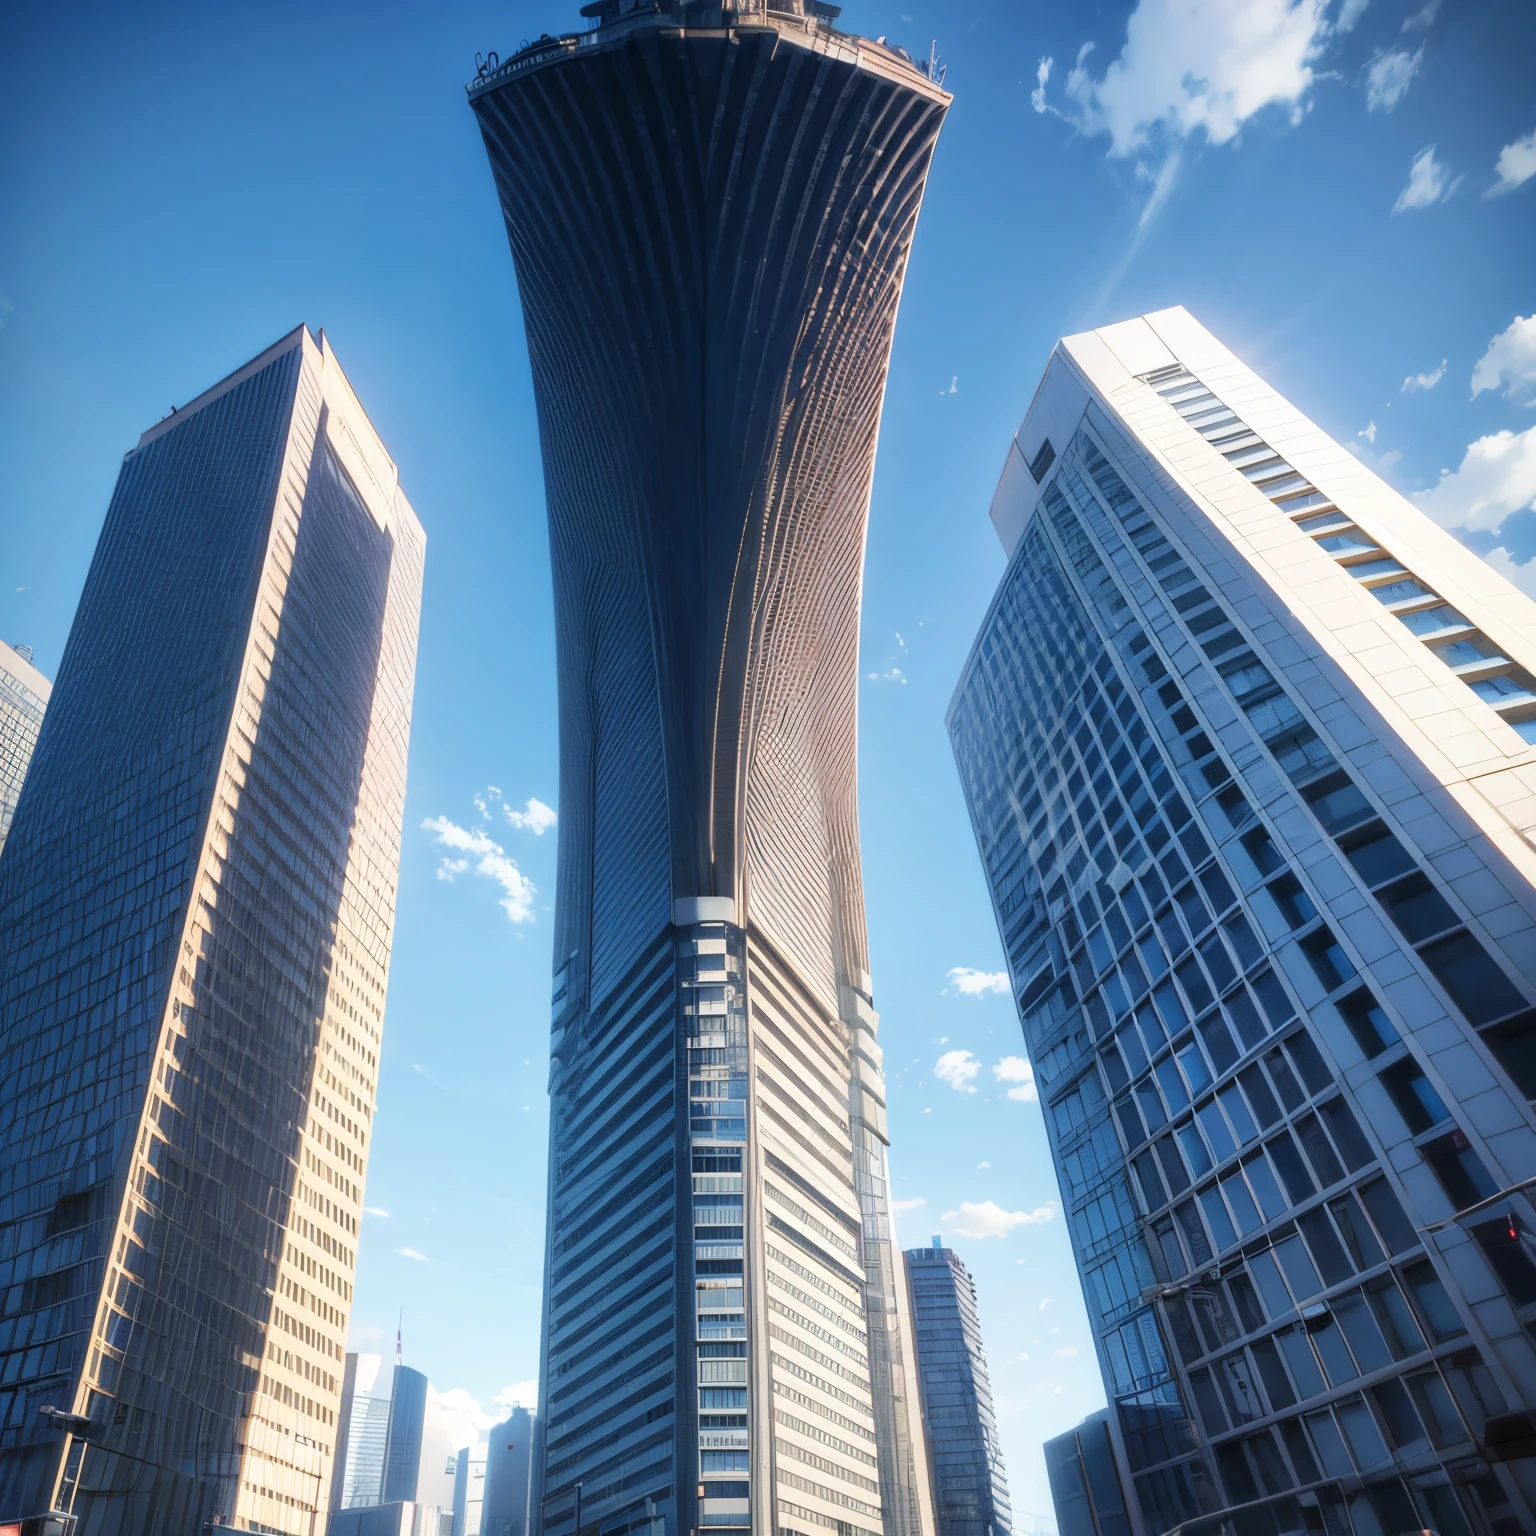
[2, 0, 1532, 1520]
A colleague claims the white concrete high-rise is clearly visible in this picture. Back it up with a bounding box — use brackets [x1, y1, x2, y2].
[950, 308, 1536, 1536]
[0, 639, 50, 859]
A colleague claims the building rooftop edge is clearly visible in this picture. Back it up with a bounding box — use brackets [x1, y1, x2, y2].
[466, 6, 950, 104]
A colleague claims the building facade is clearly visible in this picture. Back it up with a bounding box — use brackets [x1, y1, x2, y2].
[337, 1354, 396, 1511]
[1042, 1412, 1131, 1536]
[948, 307, 1536, 1536]
[903, 1242, 1011, 1536]
[0, 639, 50, 859]
[468, 8, 948, 1536]
[0, 326, 424, 1531]
[452, 1446, 486, 1536]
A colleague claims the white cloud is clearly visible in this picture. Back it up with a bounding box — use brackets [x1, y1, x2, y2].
[1358, 421, 1377, 443]
[422, 816, 536, 923]
[935, 1050, 981, 1093]
[866, 667, 906, 683]
[892, 1197, 927, 1212]
[1487, 128, 1536, 198]
[364, 1207, 390, 1217]
[1472, 315, 1536, 404]
[1064, 0, 1330, 157]
[942, 1200, 1057, 1239]
[1402, 358, 1446, 393]
[396, 1247, 429, 1262]
[493, 1380, 539, 1415]
[1039, 1297, 1057, 1310]
[977, 1161, 991, 1170]
[1414, 424, 1536, 534]
[430, 1384, 498, 1455]
[947, 967, 1009, 997]
[993, 1055, 1039, 1102]
[1055, 1345, 1079, 1357]
[1393, 145, 1452, 212]
[504, 797, 558, 835]
[1364, 46, 1421, 112]
[1334, 0, 1369, 30]
[1031, 57, 1053, 113]
[1400, 0, 1440, 31]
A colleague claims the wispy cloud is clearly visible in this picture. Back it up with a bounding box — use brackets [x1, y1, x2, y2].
[993, 1055, 1038, 1102]
[1486, 128, 1536, 199]
[1054, 1345, 1079, 1357]
[396, 1247, 429, 1262]
[1364, 45, 1421, 112]
[364, 1207, 389, 1217]
[1402, 358, 1446, 393]
[1039, 1297, 1057, 1310]
[422, 814, 536, 923]
[892, 1197, 927, 1212]
[1471, 315, 1536, 404]
[504, 797, 557, 835]
[865, 666, 906, 684]
[1393, 145, 1454, 212]
[942, 1199, 1057, 1239]
[1334, 0, 1370, 31]
[1031, 57, 1052, 114]
[1358, 421, 1377, 443]
[935, 1049, 981, 1093]
[1400, 0, 1440, 31]
[947, 967, 1009, 996]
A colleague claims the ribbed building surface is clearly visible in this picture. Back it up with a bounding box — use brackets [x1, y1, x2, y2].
[950, 308, 1536, 1536]
[468, 8, 947, 1536]
[903, 1243, 1011, 1536]
[0, 327, 423, 1530]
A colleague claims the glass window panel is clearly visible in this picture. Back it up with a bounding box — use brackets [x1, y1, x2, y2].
[1177, 1120, 1213, 1178]
[1298, 1208, 1353, 1286]
[1199, 1185, 1238, 1252]
[1248, 1250, 1292, 1319]
[1331, 1291, 1393, 1373]
[1224, 988, 1267, 1050]
[1308, 1316, 1359, 1386]
[1277, 1328, 1327, 1400]
[1267, 1130, 1317, 1204]
[1244, 1153, 1289, 1221]
[1273, 1234, 1323, 1301]
[1365, 1276, 1424, 1361]
[1196, 1010, 1238, 1073]
[1218, 1082, 1259, 1145]
[1283, 1029, 1334, 1094]
[1335, 989, 1399, 1058]
[1329, 1193, 1385, 1271]
[1401, 1260, 1466, 1342]
[1197, 1098, 1237, 1163]
[1304, 1410, 1355, 1479]
[1222, 1169, 1264, 1235]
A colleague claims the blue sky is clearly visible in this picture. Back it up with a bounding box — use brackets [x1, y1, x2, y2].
[2, 0, 1532, 1519]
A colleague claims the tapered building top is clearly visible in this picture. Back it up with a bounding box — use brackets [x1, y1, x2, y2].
[470, 12, 946, 1536]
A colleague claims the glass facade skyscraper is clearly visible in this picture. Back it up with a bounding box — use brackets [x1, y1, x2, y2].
[949, 307, 1536, 1536]
[0, 639, 50, 859]
[0, 326, 424, 1531]
[468, 8, 948, 1536]
[903, 1242, 1011, 1536]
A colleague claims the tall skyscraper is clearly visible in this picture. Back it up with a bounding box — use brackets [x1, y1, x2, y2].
[949, 307, 1536, 1536]
[384, 1366, 432, 1506]
[1042, 1412, 1130, 1536]
[0, 638, 51, 859]
[338, 1354, 397, 1510]
[0, 326, 425, 1531]
[903, 1241, 1011, 1536]
[468, 8, 948, 1536]
[480, 1406, 533, 1536]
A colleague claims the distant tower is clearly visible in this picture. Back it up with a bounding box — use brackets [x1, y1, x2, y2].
[481, 1405, 534, 1536]
[0, 327, 424, 1531]
[950, 306, 1536, 1536]
[468, 8, 948, 1536]
[904, 1241, 1012, 1536]
[0, 638, 50, 859]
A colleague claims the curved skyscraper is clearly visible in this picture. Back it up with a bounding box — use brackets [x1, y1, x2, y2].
[468, 9, 948, 1536]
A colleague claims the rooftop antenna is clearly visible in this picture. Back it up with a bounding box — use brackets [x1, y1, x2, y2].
[395, 1309, 403, 1367]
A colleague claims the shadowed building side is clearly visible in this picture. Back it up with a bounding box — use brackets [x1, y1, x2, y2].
[469, 10, 947, 1536]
